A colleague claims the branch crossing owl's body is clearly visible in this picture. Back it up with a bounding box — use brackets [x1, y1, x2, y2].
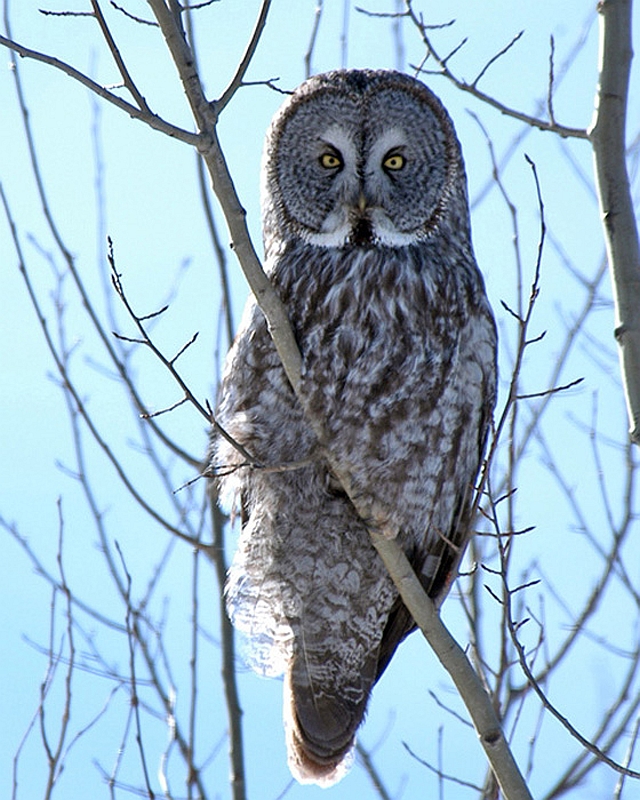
[210, 69, 497, 786]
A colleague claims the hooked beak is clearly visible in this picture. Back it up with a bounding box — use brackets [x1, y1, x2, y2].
[349, 192, 376, 247]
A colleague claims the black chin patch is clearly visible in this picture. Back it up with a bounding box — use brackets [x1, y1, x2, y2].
[349, 216, 375, 248]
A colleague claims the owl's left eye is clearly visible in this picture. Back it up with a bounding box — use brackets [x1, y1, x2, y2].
[382, 152, 406, 172]
[319, 151, 343, 170]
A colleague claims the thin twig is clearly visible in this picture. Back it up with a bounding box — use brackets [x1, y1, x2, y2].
[208, 501, 246, 800]
[355, 742, 394, 800]
[403, 741, 484, 791]
[0, 34, 197, 143]
[216, 0, 273, 112]
[403, 0, 588, 139]
[547, 35, 557, 125]
[304, 0, 324, 79]
[107, 240, 256, 465]
[115, 543, 156, 799]
[472, 30, 524, 87]
[516, 376, 584, 400]
[90, 0, 151, 111]
[110, 1, 157, 26]
[497, 533, 640, 779]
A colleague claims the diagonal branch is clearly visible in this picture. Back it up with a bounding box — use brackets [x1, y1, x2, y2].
[90, 0, 151, 112]
[495, 529, 640, 780]
[0, 34, 198, 144]
[370, 533, 533, 800]
[136, 3, 535, 796]
[145, 0, 303, 392]
[215, 0, 273, 112]
[404, 0, 588, 140]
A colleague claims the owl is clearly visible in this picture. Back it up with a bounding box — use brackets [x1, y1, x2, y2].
[209, 69, 497, 786]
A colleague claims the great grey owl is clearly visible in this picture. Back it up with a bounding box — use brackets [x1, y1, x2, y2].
[209, 69, 497, 786]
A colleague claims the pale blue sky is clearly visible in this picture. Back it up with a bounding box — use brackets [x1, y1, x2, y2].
[1, 2, 639, 798]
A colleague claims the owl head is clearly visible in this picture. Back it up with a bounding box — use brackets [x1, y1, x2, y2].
[261, 69, 471, 257]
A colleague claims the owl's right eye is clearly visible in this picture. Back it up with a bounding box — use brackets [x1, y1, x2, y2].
[319, 151, 343, 170]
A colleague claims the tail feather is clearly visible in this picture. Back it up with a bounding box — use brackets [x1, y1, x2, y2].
[284, 668, 360, 787]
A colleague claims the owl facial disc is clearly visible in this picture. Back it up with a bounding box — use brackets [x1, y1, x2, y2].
[264, 70, 461, 252]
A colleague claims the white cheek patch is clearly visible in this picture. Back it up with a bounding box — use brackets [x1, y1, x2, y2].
[302, 213, 418, 248]
[369, 213, 419, 247]
[304, 221, 352, 248]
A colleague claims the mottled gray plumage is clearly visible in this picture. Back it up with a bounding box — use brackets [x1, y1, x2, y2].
[209, 69, 497, 786]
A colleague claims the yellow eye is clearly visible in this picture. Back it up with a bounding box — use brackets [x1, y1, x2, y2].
[319, 151, 342, 169]
[383, 153, 405, 171]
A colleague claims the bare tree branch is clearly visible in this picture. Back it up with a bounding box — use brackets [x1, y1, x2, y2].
[207, 502, 246, 800]
[215, 0, 273, 112]
[590, 0, 640, 444]
[496, 530, 640, 780]
[115, 542, 156, 799]
[4, 2, 639, 796]
[404, 0, 589, 139]
[90, 0, 151, 111]
[370, 533, 533, 800]
[0, 32, 198, 143]
[304, 0, 324, 79]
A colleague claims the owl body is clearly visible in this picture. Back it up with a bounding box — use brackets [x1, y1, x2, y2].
[211, 70, 497, 786]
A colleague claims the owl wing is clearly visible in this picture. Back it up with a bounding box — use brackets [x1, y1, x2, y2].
[373, 334, 495, 681]
[373, 485, 473, 680]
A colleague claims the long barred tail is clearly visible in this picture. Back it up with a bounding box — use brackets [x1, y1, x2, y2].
[220, 458, 403, 786]
[283, 658, 364, 787]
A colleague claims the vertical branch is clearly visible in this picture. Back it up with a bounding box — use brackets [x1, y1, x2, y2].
[304, 0, 324, 79]
[115, 543, 155, 799]
[182, 3, 235, 349]
[392, 0, 406, 71]
[208, 501, 246, 800]
[41, 501, 75, 800]
[340, 0, 350, 68]
[590, 0, 640, 444]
